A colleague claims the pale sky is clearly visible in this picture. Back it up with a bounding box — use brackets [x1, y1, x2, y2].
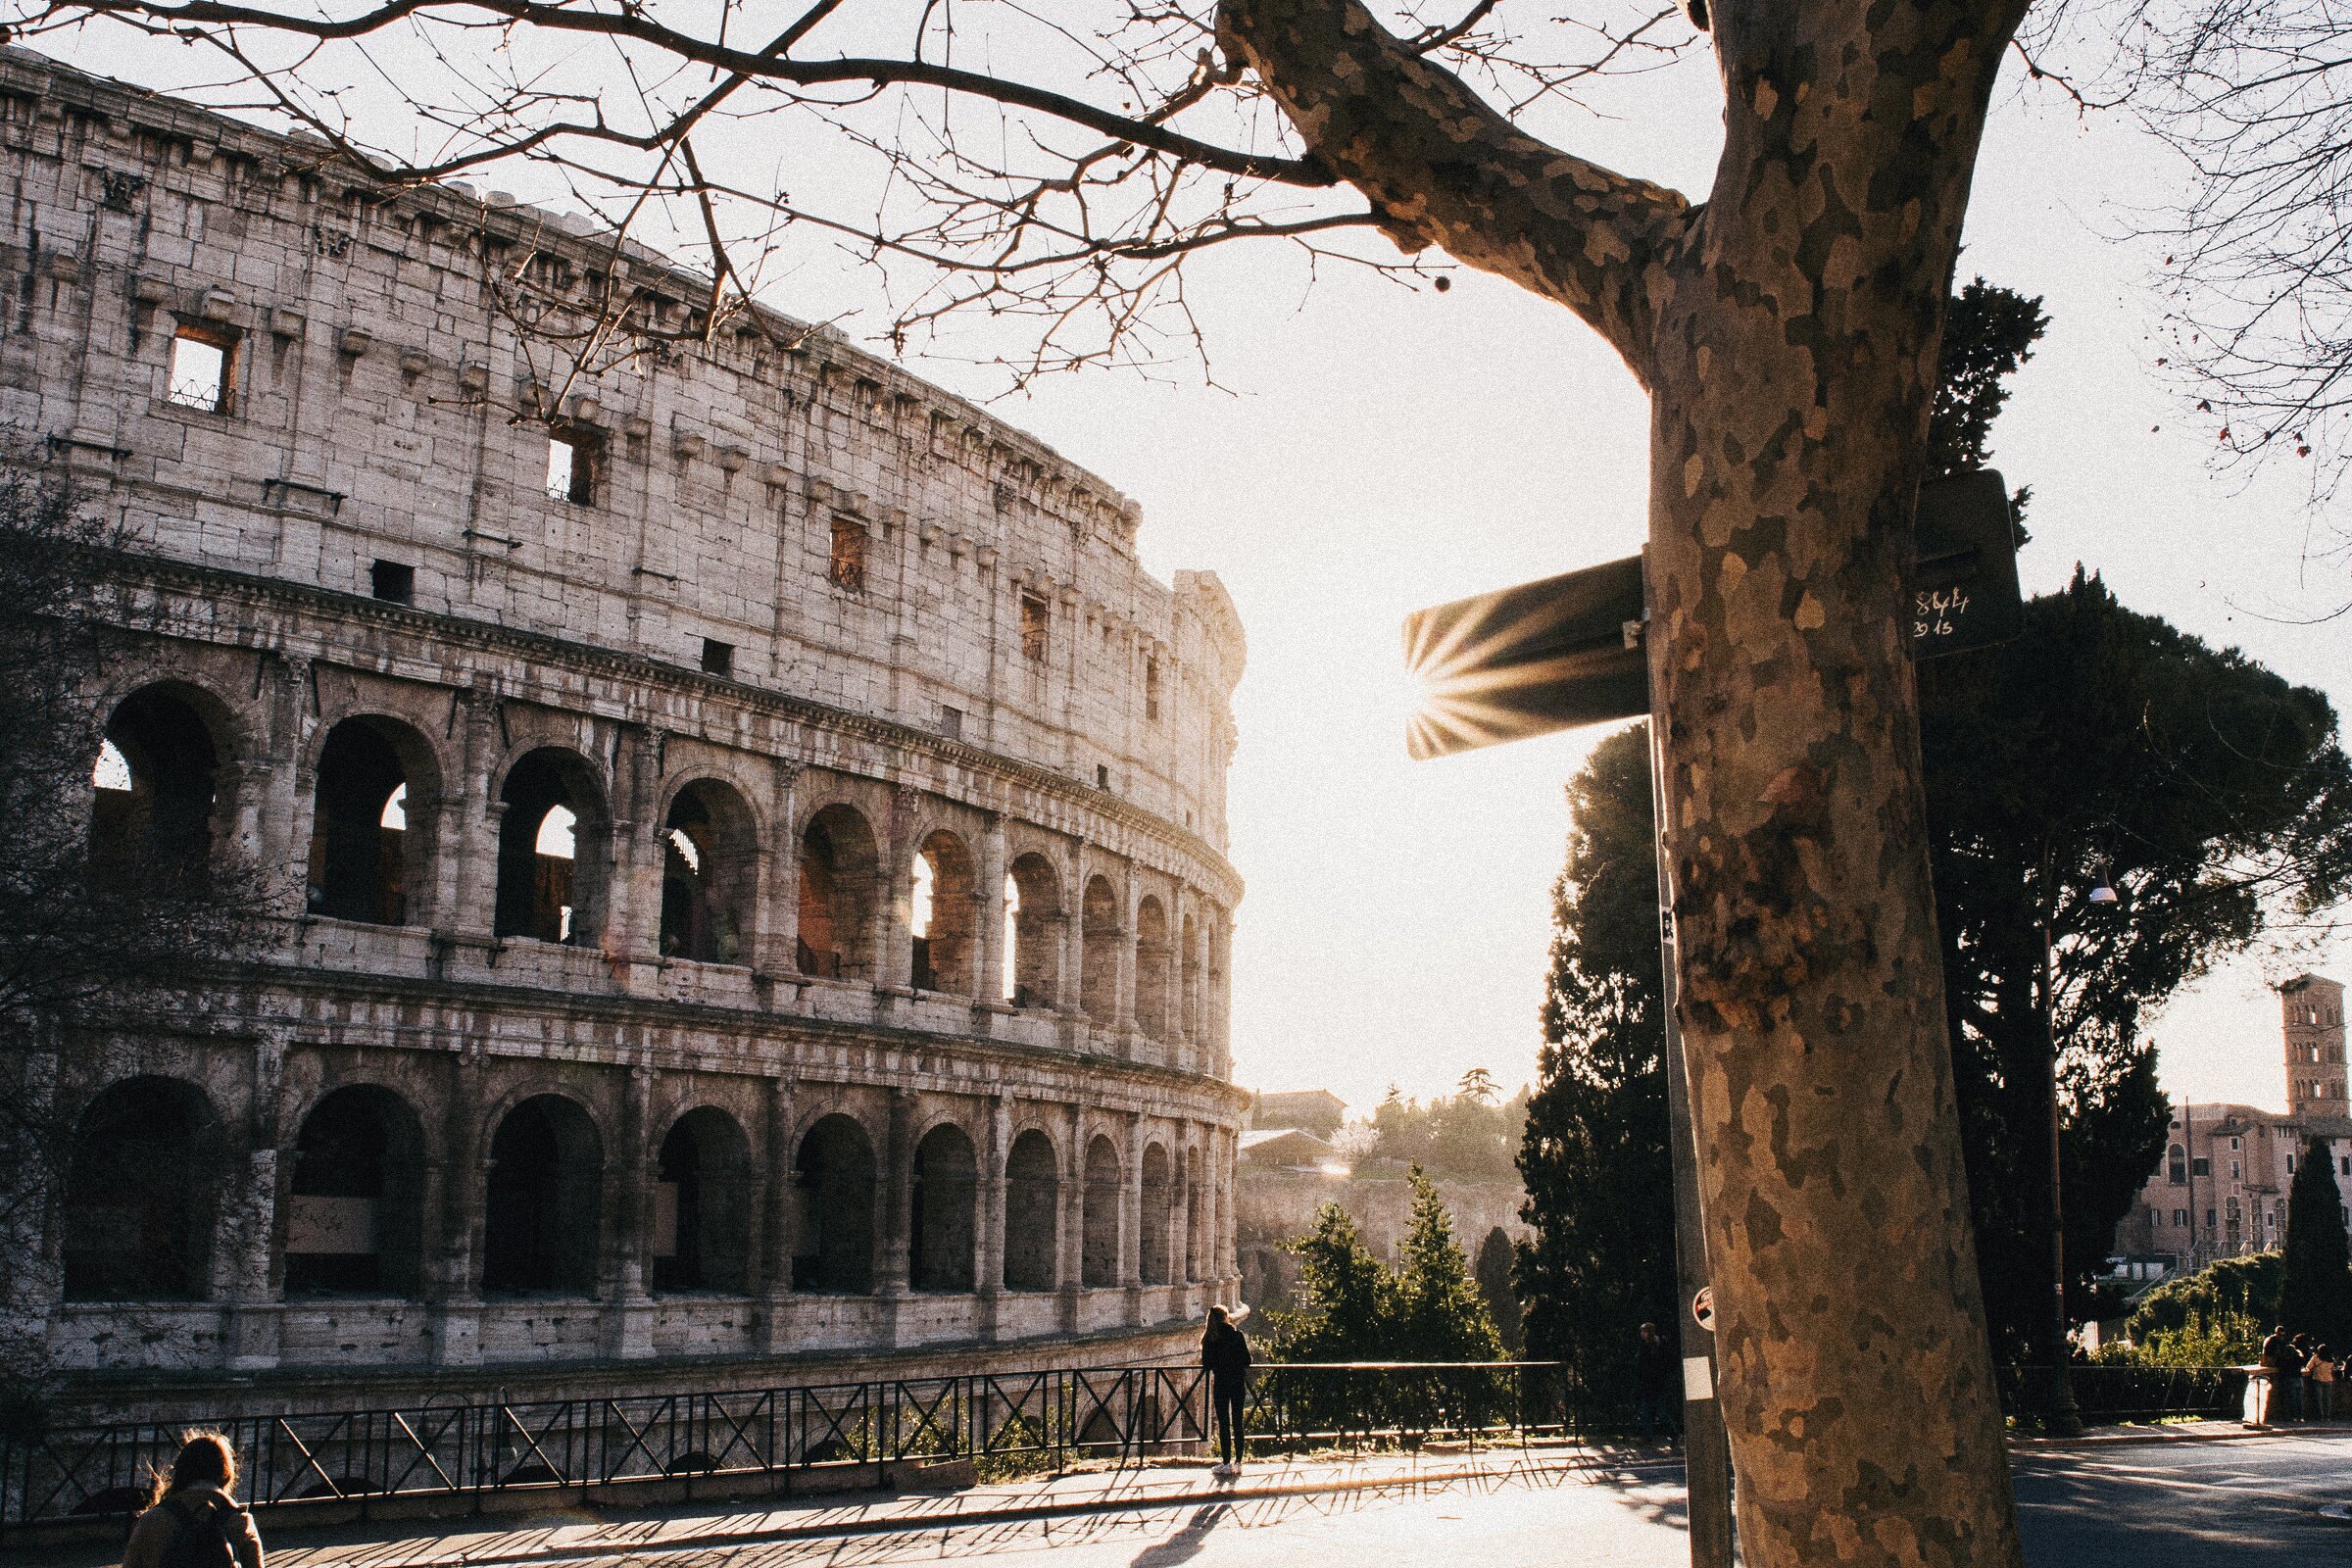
[41, 14, 2348, 1121]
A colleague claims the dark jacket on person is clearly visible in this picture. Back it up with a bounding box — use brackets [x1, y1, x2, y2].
[1201, 1322, 1252, 1387]
[2263, 1330, 2303, 1375]
[1636, 1333, 1679, 1397]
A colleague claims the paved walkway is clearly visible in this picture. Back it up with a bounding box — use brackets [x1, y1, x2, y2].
[48, 1422, 2352, 1567]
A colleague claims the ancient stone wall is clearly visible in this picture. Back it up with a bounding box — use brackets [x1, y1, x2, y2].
[2, 51, 1249, 1415]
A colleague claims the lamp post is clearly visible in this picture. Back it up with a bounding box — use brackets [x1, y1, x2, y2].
[2038, 859, 2113, 1439]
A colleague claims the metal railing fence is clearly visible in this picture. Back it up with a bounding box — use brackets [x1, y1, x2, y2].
[0, 1360, 1571, 1531]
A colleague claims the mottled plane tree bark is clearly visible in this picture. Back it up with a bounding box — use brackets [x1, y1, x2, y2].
[1220, 8, 2026, 1562]
[14, 0, 2032, 1559]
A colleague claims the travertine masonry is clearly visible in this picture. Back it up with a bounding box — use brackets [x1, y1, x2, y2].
[3, 49, 1249, 1417]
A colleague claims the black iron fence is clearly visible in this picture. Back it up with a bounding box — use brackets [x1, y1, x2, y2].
[1996, 1363, 2247, 1425]
[0, 1361, 1573, 1532]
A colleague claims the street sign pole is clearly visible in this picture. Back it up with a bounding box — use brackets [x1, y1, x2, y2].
[1647, 693, 1738, 1568]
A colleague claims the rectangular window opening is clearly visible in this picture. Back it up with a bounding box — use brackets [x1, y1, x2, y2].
[1146, 658, 1161, 721]
[1095, 763, 1110, 791]
[700, 638, 735, 677]
[369, 560, 415, 606]
[1020, 594, 1050, 662]
[546, 427, 602, 505]
[940, 706, 963, 741]
[167, 325, 234, 412]
[830, 516, 868, 591]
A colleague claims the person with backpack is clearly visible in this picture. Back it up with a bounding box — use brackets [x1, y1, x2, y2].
[122, 1431, 263, 1568]
[1200, 1303, 1252, 1479]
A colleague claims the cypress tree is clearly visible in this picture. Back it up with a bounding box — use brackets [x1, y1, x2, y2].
[2280, 1136, 2352, 1348]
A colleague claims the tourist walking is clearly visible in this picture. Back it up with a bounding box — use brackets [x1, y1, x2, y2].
[1636, 1322, 1681, 1446]
[122, 1431, 264, 1568]
[1201, 1304, 1252, 1479]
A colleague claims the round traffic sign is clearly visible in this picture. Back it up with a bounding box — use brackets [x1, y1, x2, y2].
[1691, 1286, 1714, 1333]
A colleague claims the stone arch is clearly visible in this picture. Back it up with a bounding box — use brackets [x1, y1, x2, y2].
[89, 681, 236, 892]
[495, 747, 610, 946]
[909, 1120, 978, 1292]
[1081, 1134, 1121, 1288]
[910, 828, 979, 998]
[1005, 852, 1062, 1008]
[307, 714, 442, 926]
[1004, 1128, 1060, 1291]
[61, 1075, 223, 1300]
[2166, 1142, 2187, 1184]
[660, 778, 758, 964]
[482, 1094, 604, 1296]
[799, 801, 879, 981]
[1080, 874, 1119, 1025]
[1134, 897, 1170, 1041]
[652, 1105, 753, 1294]
[285, 1083, 427, 1298]
[1140, 1141, 1172, 1286]
[793, 1112, 876, 1293]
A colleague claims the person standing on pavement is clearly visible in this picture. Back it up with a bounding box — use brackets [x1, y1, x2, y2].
[1201, 1304, 1252, 1479]
[122, 1431, 264, 1568]
[2260, 1325, 2302, 1423]
[1635, 1322, 1681, 1447]
[2310, 1344, 2336, 1419]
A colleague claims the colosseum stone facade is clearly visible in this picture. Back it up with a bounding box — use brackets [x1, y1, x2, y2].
[2, 50, 1248, 1417]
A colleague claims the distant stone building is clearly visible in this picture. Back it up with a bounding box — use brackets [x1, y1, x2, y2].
[1249, 1089, 1346, 1138]
[2113, 975, 2352, 1271]
[4, 50, 1249, 1421]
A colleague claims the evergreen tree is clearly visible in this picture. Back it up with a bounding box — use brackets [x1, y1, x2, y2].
[1393, 1166, 1506, 1362]
[1474, 1224, 1524, 1356]
[1268, 1202, 1396, 1363]
[2281, 1137, 2352, 1348]
[1514, 722, 1676, 1423]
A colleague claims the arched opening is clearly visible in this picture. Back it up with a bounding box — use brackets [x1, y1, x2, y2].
[496, 749, 608, 946]
[1080, 875, 1119, 1025]
[1140, 1143, 1172, 1286]
[482, 1095, 604, 1296]
[2167, 1143, 2187, 1184]
[1006, 854, 1061, 1008]
[799, 804, 878, 980]
[1135, 898, 1169, 1041]
[652, 1107, 753, 1294]
[909, 830, 978, 997]
[1082, 1135, 1121, 1288]
[1181, 913, 1201, 1042]
[308, 717, 434, 925]
[62, 1077, 220, 1300]
[1185, 1149, 1204, 1283]
[285, 1085, 426, 1298]
[909, 1123, 977, 1292]
[661, 780, 757, 963]
[793, 1113, 876, 1293]
[89, 685, 222, 892]
[1004, 1130, 1059, 1291]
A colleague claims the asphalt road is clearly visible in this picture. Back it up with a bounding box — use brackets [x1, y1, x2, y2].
[529, 1436, 2349, 1567]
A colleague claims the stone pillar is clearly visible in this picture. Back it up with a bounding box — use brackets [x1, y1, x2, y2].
[442, 682, 502, 944]
[879, 1088, 913, 1297]
[760, 1074, 798, 1353]
[1201, 1128, 1223, 1300]
[603, 724, 663, 979]
[223, 1027, 288, 1371]
[1122, 1112, 1145, 1325]
[431, 1054, 490, 1365]
[759, 760, 804, 982]
[977, 1093, 1009, 1339]
[1058, 1102, 1086, 1333]
[606, 1065, 658, 1358]
[975, 811, 1008, 1013]
[271, 654, 320, 918]
[1060, 852, 1089, 1045]
[1113, 864, 1139, 1033]
[876, 784, 920, 996]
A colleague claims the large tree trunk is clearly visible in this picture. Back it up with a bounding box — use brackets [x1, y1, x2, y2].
[1224, 3, 2029, 1563]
